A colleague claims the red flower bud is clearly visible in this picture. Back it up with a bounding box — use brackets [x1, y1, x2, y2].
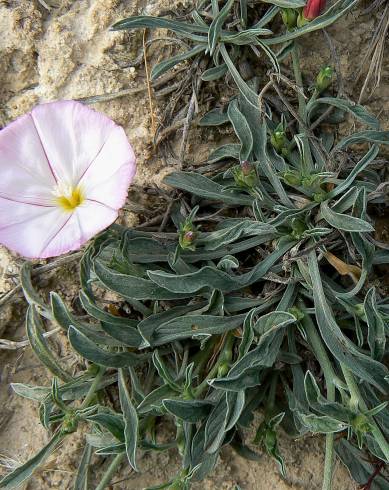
[303, 0, 326, 20]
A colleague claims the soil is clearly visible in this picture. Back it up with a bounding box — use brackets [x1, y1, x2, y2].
[0, 0, 387, 488]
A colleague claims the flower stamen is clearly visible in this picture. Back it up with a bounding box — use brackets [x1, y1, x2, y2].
[53, 183, 85, 212]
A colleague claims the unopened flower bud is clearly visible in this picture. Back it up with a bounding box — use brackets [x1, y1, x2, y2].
[217, 362, 230, 378]
[304, 0, 326, 20]
[313, 190, 327, 203]
[271, 130, 288, 155]
[233, 161, 258, 189]
[281, 8, 298, 30]
[316, 66, 334, 92]
[291, 218, 307, 239]
[179, 228, 196, 251]
[282, 170, 302, 186]
[288, 306, 305, 321]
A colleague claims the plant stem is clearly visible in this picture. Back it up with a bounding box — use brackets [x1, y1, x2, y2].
[291, 41, 314, 172]
[340, 365, 389, 462]
[302, 311, 336, 490]
[80, 366, 106, 410]
[95, 453, 125, 490]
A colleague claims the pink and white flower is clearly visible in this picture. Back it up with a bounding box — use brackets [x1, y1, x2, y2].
[0, 100, 136, 258]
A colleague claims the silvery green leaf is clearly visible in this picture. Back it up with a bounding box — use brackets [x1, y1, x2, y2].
[163, 399, 214, 423]
[68, 326, 147, 368]
[204, 395, 228, 453]
[94, 259, 192, 301]
[336, 440, 389, 489]
[118, 369, 139, 471]
[221, 27, 273, 45]
[51, 292, 125, 347]
[150, 314, 245, 346]
[308, 251, 389, 392]
[26, 306, 73, 382]
[111, 16, 208, 35]
[225, 391, 245, 431]
[100, 321, 143, 348]
[165, 171, 253, 205]
[151, 45, 206, 80]
[95, 443, 125, 455]
[21, 262, 50, 319]
[320, 201, 374, 232]
[253, 311, 296, 335]
[208, 143, 241, 162]
[199, 108, 229, 126]
[11, 383, 49, 402]
[308, 97, 380, 129]
[0, 431, 64, 489]
[79, 290, 137, 327]
[148, 239, 294, 294]
[138, 303, 203, 348]
[298, 413, 347, 433]
[364, 288, 386, 361]
[137, 384, 178, 415]
[336, 130, 389, 149]
[220, 44, 259, 108]
[208, 0, 234, 55]
[152, 350, 181, 391]
[86, 413, 125, 442]
[327, 145, 380, 199]
[73, 443, 92, 490]
[201, 63, 229, 81]
[227, 99, 253, 161]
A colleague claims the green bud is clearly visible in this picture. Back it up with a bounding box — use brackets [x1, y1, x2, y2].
[179, 221, 197, 251]
[354, 303, 367, 320]
[290, 218, 307, 239]
[352, 414, 373, 435]
[288, 306, 305, 321]
[316, 66, 334, 93]
[313, 190, 327, 203]
[264, 428, 277, 452]
[281, 8, 298, 29]
[282, 170, 302, 186]
[62, 412, 78, 434]
[271, 130, 288, 154]
[232, 161, 258, 189]
[217, 362, 230, 378]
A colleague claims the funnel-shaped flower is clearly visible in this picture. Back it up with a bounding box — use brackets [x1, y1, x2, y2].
[0, 100, 136, 258]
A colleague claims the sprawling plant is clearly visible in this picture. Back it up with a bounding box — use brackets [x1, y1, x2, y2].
[1, 2, 389, 490]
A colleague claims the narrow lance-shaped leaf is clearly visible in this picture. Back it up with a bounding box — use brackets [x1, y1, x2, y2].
[308, 251, 389, 393]
[118, 369, 139, 471]
[227, 99, 253, 161]
[26, 305, 73, 382]
[0, 431, 64, 489]
[68, 326, 147, 368]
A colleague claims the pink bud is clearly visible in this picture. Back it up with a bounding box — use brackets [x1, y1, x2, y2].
[303, 0, 326, 20]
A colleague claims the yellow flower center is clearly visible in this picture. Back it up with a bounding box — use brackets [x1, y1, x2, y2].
[53, 183, 85, 212]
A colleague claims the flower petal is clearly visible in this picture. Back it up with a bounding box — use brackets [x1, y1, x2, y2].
[0, 112, 58, 205]
[0, 197, 118, 259]
[40, 201, 118, 258]
[30, 100, 119, 185]
[0, 198, 68, 258]
[80, 124, 136, 209]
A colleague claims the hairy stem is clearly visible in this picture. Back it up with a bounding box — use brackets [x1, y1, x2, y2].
[95, 453, 125, 490]
[80, 366, 106, 410]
